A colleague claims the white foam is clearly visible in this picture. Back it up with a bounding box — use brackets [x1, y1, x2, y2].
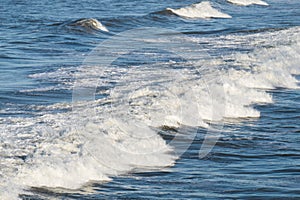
[2, 26, 300, 198]
[166, 1, 232, 19]
[0, 106, 176, 198]
[227, 0, 269, 6]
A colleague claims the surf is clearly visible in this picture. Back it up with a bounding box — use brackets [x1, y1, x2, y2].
[227, 0, 269, 6]
[1, 9, 300, 200]
[166, 1, 232, 19]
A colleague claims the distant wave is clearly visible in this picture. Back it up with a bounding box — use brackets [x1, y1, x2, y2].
[68, 18, 109, 32]
[165, 1, 232, 19]
[227, 0, 269, 6]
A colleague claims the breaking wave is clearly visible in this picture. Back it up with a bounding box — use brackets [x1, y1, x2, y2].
[1, 23, 299, 199]
[166, 1, 232, 19]
[227, 0, 269, 6]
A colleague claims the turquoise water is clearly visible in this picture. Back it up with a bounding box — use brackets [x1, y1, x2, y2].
[1, 0, 300, 199]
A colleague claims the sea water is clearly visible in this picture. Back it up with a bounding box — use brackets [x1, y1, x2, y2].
[0, 0, 300, 199]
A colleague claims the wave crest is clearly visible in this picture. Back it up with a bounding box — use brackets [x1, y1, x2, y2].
[166, 1, 232, 19]
[69, 18, 109, 32]
[227, 0, 269, 6]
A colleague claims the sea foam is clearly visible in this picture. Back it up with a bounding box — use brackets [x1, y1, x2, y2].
[227, 0, 269, 6]
[1, 25, 299, 199]
[166, 1, 232, 19]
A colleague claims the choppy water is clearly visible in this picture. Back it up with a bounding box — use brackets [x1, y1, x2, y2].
[1, 0, 300, 199]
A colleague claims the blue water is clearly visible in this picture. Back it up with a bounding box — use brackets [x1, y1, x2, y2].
[1, 0, 300, 199]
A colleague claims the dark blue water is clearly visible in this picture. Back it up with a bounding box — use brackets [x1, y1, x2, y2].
[1, 0, 300, 199]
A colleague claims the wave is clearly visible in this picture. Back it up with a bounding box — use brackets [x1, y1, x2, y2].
[227, 0, 269, 6]
[165, 1, 232, 19]
[1, 26, 300, 199]
[68, 18, 109, 32]
[0, 104, 175, 199]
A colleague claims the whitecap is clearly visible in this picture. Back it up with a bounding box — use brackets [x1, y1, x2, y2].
[166, 1, 232, 19]
[227, 0, 269, 6]
[2, 25, 300, 199]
